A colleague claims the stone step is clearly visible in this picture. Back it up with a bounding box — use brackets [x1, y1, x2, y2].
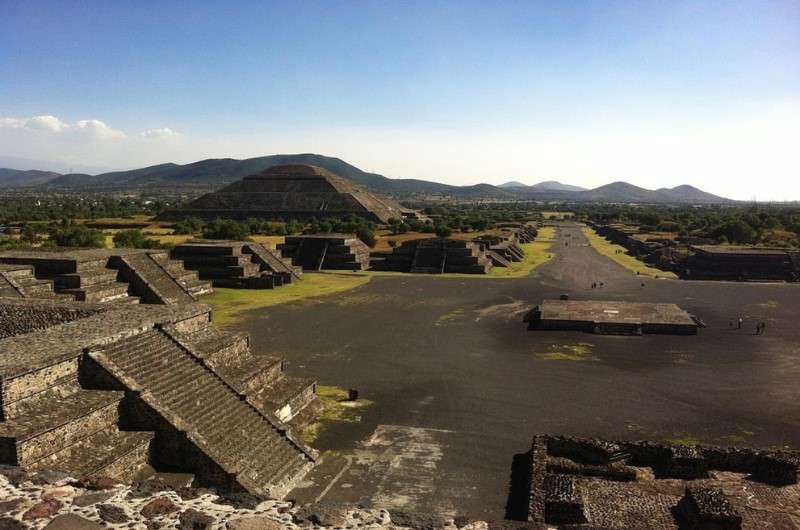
[0, 382, 124, 466]
[28, 427, 153, 481]
[60, 281, 131, 303]
[248, 375, 317, 423]
[54, 270, 119, 289]
[95, 329, 314, 497]
[112, 253, 194, 305]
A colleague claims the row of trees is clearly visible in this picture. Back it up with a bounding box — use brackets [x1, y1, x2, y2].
[575, 204, 800, 246]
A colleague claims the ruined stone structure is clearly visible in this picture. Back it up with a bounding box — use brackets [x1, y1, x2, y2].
[521, 434, 799, 529]
[0, 264, 63, 300]
[374, 238, 493, 274]
[684, 245, 800, 282]
[172, 240, 302, 289]
[525, 299, 699, 335]
[0, 298, 318, 499]
[0, 248, 212, 305]
[159, 164, 409, 223]
[278, 234, 371, 271]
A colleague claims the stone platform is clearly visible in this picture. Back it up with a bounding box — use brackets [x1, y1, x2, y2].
[172, 240, 301, 289]
[0, 297, 319, 499]
[520, 434, 799, 529]
[525, 299, 699, 335]
[0, 248, 212, 305]
[374, 238, 493, 274]
[278, 234, 371, 271]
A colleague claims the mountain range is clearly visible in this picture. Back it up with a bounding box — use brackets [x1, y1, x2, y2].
[0, 153, 733, 204]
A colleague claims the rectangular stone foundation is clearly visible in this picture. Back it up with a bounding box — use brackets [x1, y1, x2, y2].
[526, 299, 698, 335]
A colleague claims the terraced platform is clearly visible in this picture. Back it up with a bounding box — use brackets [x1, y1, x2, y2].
[0, 248, 212, 305]
[0, 297, 318, 498]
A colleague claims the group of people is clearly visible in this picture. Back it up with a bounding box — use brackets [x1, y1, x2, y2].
[735, 317, 767, 335]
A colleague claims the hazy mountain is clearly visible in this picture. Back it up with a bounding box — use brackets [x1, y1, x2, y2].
[0, 155, 115, 175]
[529, 181, 587, 192]
[0, 153, 733, 203]
[500, 180, 587, 192]
[0, 168, 62, 187]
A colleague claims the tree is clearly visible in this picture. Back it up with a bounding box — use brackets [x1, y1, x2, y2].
[202, 219, 251, 240]
[713, 220, 756, 244]
[173, 217, 204, 235]
[435, 225, 452, 238]
[113, 229, 163, 249]
[356, 226, 376, 248]
[50, 225, 105, 248]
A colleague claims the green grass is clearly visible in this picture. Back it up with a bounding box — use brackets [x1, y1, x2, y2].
[302, 385, 374, 443]
[536, 342, 596, 361]
[202, 272, 372, 326]
[486, 226, 556, 278]
[581, 227, 677, 279]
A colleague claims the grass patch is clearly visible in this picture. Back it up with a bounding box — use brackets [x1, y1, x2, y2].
[203, 272, 372, 326]
[435, 308, 466, 325]
[486, 227, 555, 278]
[302, 385, 373, 444]
[536, 342, 595, 361]
[581, 227, 677, 279]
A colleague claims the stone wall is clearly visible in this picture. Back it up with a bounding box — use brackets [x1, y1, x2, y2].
[0, 304, 98, 339]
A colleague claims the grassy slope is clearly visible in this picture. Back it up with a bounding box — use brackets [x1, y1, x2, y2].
[202, 272, 372, 327]
[581, 227, 677, 279]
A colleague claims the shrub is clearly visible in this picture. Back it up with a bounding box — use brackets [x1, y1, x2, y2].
[356, 226, 376, 248]
[173, 217, 204, 235]
[113, 229, 163, 249]
[202, 219, 251, 240]
[434, 225, 452, 238]
[50, 225, 105, 248]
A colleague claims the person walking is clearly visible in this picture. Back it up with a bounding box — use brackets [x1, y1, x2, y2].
[737, 317, 743, 330]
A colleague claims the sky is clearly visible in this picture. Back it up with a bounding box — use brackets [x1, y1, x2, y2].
[1, 1, 799, 200]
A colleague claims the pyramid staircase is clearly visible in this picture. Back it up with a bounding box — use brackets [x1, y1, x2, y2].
[91, 327, 317, 498]
[171, 241, 300, 289]
[378, 238, 493, 274]
[0, 250, 212, 305]
[278, 234, 370, 271]
[0, 265, 62, 299]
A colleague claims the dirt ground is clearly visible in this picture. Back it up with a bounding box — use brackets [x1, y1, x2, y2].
[227, 222, 800, 520]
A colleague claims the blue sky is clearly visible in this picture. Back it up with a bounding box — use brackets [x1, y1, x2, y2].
[1, 1, 799, 199]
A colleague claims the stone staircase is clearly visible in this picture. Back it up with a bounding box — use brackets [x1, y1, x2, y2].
[278, 234, 370, 271]
[172, 241, 301, 289]
[110, 253, 198, 305]
[55, 259, 138, 304]
[243, 243, 302, 282]
[0, 249, 213, 305]
[92, 328, 316, 498]
[169, 324, 318, 425]
[377, 238, 493, 274]
[148, 252, 214, 298]
[0, 373, 153, 480]
[0, 264, 61, 299]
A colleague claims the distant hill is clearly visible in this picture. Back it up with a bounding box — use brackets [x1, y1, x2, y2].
[0, 153, 733, 204]
[0, 168, 62, 187]
[498, 181, 527, 188]
[499, 180, 586, 192]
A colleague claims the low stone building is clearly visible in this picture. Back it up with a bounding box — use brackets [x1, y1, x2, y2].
[278, 234, 371, 271]
[521, 434, 799, 529]
[172, 240, 302, 288]
[683, 245, 800, 282]
[0, 297, 319, 499]
[525, 299, 699, 335]
[0, 248, 212, 305]
[374, 238, 493, 274]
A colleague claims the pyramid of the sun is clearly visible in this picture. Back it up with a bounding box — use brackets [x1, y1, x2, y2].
[161, 164, 407, 223]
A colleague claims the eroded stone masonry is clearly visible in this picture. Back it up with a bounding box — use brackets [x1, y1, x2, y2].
[521, 434, 800, 529]
[0, 298, 319, 500]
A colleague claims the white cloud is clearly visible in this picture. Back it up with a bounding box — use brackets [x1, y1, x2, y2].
[74, 119, 126, 139]
[140, 127, 181, 139]
[25, 115, 70, 133]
